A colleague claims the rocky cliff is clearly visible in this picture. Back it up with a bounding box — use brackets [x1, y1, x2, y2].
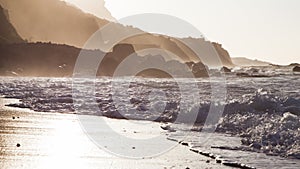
[0, 5, 24, 44]
[0, 0, 108, 47]
[0, 0, 234, 77]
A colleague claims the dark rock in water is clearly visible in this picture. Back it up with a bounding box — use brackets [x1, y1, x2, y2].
[292, 66, 300, 72]
[250, 142, 262, 150]
[187, 61, 209, 77]
[283, 107, 300, 116]
[221, 66, 231, 73]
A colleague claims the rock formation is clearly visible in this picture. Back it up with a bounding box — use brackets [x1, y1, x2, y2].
[293, 66, 300, 72]
[0, 5, 24, 44]
[0, 0, 234, 77]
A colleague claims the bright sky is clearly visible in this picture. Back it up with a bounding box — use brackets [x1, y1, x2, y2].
[64, 0, 300, 65]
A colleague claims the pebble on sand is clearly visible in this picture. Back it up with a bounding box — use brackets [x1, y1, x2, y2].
[16, 143, 21, 147]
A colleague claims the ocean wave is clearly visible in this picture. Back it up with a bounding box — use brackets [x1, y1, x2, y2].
[0, 75, 299, 159]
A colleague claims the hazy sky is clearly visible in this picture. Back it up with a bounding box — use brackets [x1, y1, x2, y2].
[64, 0, 300, 65]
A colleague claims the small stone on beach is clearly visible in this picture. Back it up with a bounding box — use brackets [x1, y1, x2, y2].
[181, 142, 189, 146]
[16, 143, 21, 147]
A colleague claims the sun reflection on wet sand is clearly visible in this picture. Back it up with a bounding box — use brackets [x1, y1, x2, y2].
[0, 98, 228, 169]
[0, 99, 114, 169]
[36, 115, 114, 169]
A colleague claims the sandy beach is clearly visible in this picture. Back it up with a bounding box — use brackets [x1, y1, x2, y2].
[0, 98, 231, 169]
[0, 0, 299, 168]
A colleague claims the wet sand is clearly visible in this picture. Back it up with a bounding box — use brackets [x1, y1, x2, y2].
[0, 98, 229, 169]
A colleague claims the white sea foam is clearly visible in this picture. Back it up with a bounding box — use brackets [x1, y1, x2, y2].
[0, 66, 299, 162]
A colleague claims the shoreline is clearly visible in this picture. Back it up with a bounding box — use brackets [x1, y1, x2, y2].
[2, 96, 299, 169]
[0, 98, 231, 169]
